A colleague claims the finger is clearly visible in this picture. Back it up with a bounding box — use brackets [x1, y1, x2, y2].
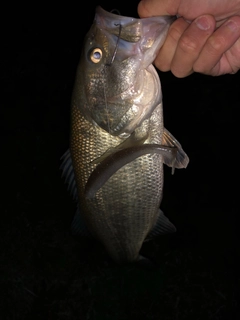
[154, 18, 190, 72]
[193, 16, 240, 75]
[225, 37, 240, 74]
[138, 0, 216, 20]
[170, 15, 216, 77]
[138, 0, 179, 17]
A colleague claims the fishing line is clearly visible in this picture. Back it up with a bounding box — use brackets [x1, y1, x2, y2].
[106, 23, 122, 66]
[101, 67, 111, 134]
[103, 22, 123, 133]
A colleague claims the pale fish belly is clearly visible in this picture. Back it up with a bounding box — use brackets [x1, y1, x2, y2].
[70, 103, 164, 263]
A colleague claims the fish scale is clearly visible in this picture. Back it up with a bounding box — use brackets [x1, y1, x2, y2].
[70, 103, 164, 262]
[62, 7, 189, 263]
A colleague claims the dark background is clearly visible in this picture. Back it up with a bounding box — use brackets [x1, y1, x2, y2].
[1, 1, 239, 319]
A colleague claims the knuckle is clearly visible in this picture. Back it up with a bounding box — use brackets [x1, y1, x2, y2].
[156, 62, 170, 72]
[193, 63, 207, 74]
[161, 65, 171, 72]
[231, 37, 240, 56]
[208, 35, 226, 54]
[155, 56, 171, 72]
[178, 34, 198, 53]
[172, 70, 190, 78]
[171, 65, 192, 78]
[193, 60, 216, 75]
[168, 25, 184, 43]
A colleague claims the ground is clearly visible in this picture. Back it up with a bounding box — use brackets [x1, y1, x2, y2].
[1, 1, 239, 319]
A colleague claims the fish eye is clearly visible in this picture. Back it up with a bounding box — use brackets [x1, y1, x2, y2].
[90, 48, 102, 63]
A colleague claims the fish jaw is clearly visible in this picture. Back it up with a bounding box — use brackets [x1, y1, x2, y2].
[73, 7, 175, 137]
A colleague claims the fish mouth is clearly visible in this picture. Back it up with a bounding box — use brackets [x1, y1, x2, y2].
[95, 6, 175, 66]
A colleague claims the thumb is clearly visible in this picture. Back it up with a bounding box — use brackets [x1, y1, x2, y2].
[138, 0, 179, 18]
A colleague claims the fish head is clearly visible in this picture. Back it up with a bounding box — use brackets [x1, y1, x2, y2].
[74, 6, 175, 137]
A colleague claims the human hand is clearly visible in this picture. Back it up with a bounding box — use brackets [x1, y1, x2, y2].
[138, 0, 240, 77]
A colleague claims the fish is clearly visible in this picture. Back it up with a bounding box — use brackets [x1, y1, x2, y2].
[61, 6, 189, 264]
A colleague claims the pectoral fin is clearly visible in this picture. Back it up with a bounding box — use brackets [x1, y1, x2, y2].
[91, 132, 148, 165]
[162, 128, 189, 170]
[85, 144, 177, 199]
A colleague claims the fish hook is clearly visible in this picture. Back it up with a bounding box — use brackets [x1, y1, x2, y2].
[110, 9, 121, 15]
[106, 23, 122, 66]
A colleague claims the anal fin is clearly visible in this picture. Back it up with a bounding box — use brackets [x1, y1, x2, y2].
[146, 209, 176, 240]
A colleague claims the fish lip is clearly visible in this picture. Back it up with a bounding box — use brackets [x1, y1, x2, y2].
[95, 6, 176, 25]
[95, 6, 138, 24]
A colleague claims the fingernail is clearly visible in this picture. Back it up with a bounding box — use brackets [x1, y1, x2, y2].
[225, 20, 238, 31]
[195, 16, 211, 30]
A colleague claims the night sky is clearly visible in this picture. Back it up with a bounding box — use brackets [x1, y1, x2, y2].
[1, 1, 239, 319]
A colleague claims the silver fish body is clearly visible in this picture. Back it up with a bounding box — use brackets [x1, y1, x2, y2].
[61, 7, 189, 263]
